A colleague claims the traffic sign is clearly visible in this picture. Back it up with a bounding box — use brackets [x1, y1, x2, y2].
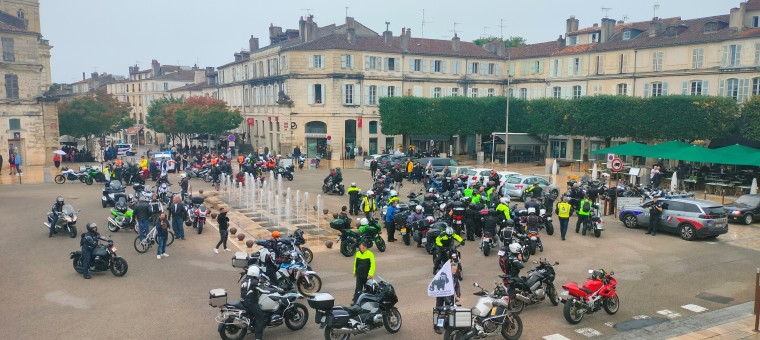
[228, 134, 236, 142]
[611, 157, 624, 172]
[246, 118, 254, 126]
[327, 135, 332, 141]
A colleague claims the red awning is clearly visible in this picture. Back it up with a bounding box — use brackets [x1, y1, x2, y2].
[125, 127, 140, 135]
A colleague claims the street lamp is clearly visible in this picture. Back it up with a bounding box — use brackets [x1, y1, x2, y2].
[504, 74, 511, 168]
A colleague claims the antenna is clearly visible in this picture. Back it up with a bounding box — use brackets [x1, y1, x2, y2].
[300, 8, 313, 17]
[601, 7, 612, 18]
[483, 26, 491, 38]
[451, 22, 461, 36]
[622, 15, 630, 22]
[421, 9, 432, 38]
[499, 19, 507, 39]
[653, 3, 660, 18]
[345, 7, 349, 18]
[385, 21, 390, 31]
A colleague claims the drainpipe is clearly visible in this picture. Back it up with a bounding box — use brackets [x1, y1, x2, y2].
[632, 49, 638, 97]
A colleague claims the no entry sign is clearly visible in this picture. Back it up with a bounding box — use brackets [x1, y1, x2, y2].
[611, 157, 624, 172]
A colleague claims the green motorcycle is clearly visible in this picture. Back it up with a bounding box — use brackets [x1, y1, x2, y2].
[107, 195, 136, 232]
[341, 219, 386, 256]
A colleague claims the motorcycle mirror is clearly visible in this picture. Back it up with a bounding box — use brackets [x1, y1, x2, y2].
[610, 271, 614, 275]
[473, 282, 480, 288]
[555, 261, 560, 265]
[588, 269, 594, 274]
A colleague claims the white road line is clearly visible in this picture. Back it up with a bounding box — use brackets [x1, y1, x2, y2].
[543, 335, 572, 340]
[575, 328, 603, 337]
[681, 304, 708, 313]
[604, 322, 615, 327]
[656, 309, 681, 318]
[632, 315, 651, 320]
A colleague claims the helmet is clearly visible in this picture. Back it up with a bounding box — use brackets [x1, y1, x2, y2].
[351, 182, 356, 187]
[426, 216, 435, 223]
[500, 197, 509, 204]
[429, 188, 435, 193]
[86, 223, 97, 233]
[415, 205, 423, 212]
[445, 227, 454, 236]
[439, 203, 446, 211]
[56, 196, 64, 204]
[247, 265, 261, 277]
[180, 173, 187, 179]
[360, 218, 369, 225]
[272, 231, 281, 238]
[366, 190, 374, 196]
[390, 190, 398, 197]
[527, 207, 536, 215]
[509, 242, 522, 254]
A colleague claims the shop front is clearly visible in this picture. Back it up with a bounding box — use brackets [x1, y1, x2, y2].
[305, 121, 327, 158]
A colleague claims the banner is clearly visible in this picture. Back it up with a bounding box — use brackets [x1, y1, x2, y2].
[427, 261, 455, 297]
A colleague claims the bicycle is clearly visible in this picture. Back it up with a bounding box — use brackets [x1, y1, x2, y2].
[133, 224, 175, 253]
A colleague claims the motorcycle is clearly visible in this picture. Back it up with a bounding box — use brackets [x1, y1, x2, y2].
[560, 269, 619, 324]
[322, 180, 345, 195]
[43, 204, 79, 238]
[590, 203, 604, 238]
[539, 207, 555, 236]
[436, 281, 522, 340]
[479, 230, 497, 257]
[274, 251, 322, 296]
[70, 237, 128, 277]
[107, 194, 136, 233]
[307, 277, 402, 340]
[506, 258, 560, 314]
[295, 154, 305, 170]
[192, 203, 208, 234]
[210, 285, 309, 340]
[280, 229, 314, 264]
[343, 219, 386, 255]
[498, 226, 530, 264]
[157, 182, 172, 205]
[277, 165, 295, 181]
[102, 180, 126, 208]
[54, 167, 87, 184]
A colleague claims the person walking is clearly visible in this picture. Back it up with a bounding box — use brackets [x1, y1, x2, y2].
[405, 158, 414, 182]
[576, 195, 591, 235]
[555, 197, 572, 240]
[214, 208, 230, 253]
[156, 213, 169, 258]
[385, 200, 399, 242]
[133, 196, 151, 242]
[647, 196, 665, 236]
[14, 152, 22, 176]
[369, 158, 378, 179]
[353, 241, 376, 303]
[169, 195, 188, 240]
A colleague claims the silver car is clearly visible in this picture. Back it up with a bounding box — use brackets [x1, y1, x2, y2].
[503, 175, 559, 201]
[618, 198, 728, 241]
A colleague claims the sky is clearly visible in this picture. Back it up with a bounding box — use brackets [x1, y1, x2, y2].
[40, 0, 732, 83]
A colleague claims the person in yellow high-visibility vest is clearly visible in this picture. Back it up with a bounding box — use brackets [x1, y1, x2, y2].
[555, 196, 573, 240]
[361, 190, 377, 220]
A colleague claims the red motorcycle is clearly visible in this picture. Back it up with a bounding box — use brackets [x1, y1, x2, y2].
[560, 269, 619, 324]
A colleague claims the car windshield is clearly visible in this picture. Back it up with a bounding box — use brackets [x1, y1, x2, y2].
[62, 205, 75, 215]
[733, 196, 760, 207]
[507, 177, 521, 184]
[703, 206, 727, 216]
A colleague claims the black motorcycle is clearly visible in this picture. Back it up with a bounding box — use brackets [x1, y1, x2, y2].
[307, 277, 402, 340]
[433, 243, 463, 279]
[277, 165, 295, 181]
[506, 258, 560, 313]
[101, 180, 127, 208]
[322, 180, 345, 195]
[70, 237, 128, 277]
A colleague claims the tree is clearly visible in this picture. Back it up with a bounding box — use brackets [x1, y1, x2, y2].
[472, 36, 527, 48]
[58, 91, 133, 146]
[740, 96, 760, 142]
[146, 96, 185, 144]
[147, 96, 243, 146]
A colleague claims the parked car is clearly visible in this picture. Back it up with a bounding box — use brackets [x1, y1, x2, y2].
[363, 154, 385, 168]
[619, 198, 729, 241]
[450, 166, 472, 177]
[153, 151, 176, 173]
[379, 155, 410, 172]
[416, 157, 459, 172]
[463, 168, 494, 186]
[115, 143, 136, 156]
[503, 174, 559, 201]
[497, 171, 521, 186]
[724, 194, 760, 225]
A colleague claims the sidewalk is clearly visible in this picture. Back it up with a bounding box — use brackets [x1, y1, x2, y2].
[601, 301, 759, 340]
[0, 165, 46, 185]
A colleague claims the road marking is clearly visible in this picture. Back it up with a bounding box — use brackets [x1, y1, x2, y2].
[681, 304, 708, 313]
[604, 322, 615, 327]
[656, 309, 681, 318]
[632, 315, 651, 320]
[543, 335, 572, 340]
[575, 328, 602, 337]
[706, 242, 717, 245]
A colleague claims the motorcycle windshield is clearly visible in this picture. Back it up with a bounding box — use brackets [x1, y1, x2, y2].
[109, 181, 124, 190]
[62, 205, 76, 216]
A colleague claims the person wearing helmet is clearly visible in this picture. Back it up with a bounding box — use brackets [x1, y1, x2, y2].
[48, 196, 66, 237]
[347, 183, 361, 216]
[465, 199, 484, 241]
[482, 208, 508, 245]
[80, 223, 106, 279]
[495, 197, 512, 222]
[526, 207, 544, 252]
[388, 190, 399, 205]
[407, 205, 426, 248]
[179, 172, 189, 196]
[485, 182, 497, 207]
[435, 226, 464, 248]
[505, 242, 526, 295]
[361, 190, 377, 220]
[525, 194, 541, 211]
[525, 181, 543, 200]
[256, 231, 283, 283]
[240, 265, 267, 340]
[353, 240, 376, 303]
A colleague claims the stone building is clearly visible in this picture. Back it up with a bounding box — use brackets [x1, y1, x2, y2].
[0, 0, 58, 168]
[53, 72, 124, 103]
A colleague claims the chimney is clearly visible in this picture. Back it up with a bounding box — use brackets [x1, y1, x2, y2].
[91, 72, 98, 79]
[346, 16, 355, 29]
[234, 52, 241, 62]
[557, 35, 566, 47]
[649, 17, 662, 37]
[82, 72, 85, 80]
[249, 35, 259, 51]
[400, 27, 409, 52]
[495, 42, 507, 57]
[298, 17, 306, 40]
[566, 16, 579, 33]
[600, 18, 616, 43]
[347, 27, 356, 44]
[383, 30, 393, 45]
[452, 34, 461, 52]
[152, 59, 161, 76]
[730, 3, 746, 31]
[304, 15, 316, 42]
[194, 68, 206, 84]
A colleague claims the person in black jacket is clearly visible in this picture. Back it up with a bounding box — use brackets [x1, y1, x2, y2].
[168, 195, 188, 240]
[80, 223, 106, 279]
[133, 197, 152, 242]
[48, 196, 65, 237]
[240, 266, 267, 340]
[369, 159, 378, 179]
[214, 208, 230, 253]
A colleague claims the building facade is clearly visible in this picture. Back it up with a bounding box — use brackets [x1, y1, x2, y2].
[0, 0, 58, 167]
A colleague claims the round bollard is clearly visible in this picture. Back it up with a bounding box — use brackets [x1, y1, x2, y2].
[323, 208, 329, 215]
[246, 240, 254, 248]
[237, 234, 245, 241]
[325, 240, 334, 249]
[229, 227, 237, 235]
[210, 212, 218, 219]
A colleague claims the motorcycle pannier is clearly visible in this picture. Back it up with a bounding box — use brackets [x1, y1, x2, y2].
[327, 309, 350, 327]
[232, 252, 249, 268]
[307, 292, 335, 310]
[449, 307, 472, 328]
[209, 288, 227, 307]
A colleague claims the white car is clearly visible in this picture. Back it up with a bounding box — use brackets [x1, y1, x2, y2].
[363, 154, 384, 168]
[153, 152, 176, 173]
[464, 168, 494, 187]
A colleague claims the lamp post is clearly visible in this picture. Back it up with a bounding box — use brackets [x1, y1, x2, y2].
[504, 74, 511, 168]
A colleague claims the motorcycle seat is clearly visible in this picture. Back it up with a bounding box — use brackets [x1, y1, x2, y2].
[580, 287, 593, 294]
[226, 300, 245, 309]
[335, 304, 363, 315]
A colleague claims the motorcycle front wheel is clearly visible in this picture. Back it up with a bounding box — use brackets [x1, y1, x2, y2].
[286, 173, 293, 181]
[197, 221, 204, 234]
[563, 300, 584, 324]
[323, 326, 349, 340]
[67, 225, 77, 238]
[425, 241, 435, 255]
[501, 313, 523, 340]
[219, 316, 247, 340]
[376, 237, 386, 252]
[302, 247, 314, 263]
[297, 275, 322, 295]
[383, 308, 402, 333]
[85, 176, 94, 185]
[110, 257, 128, 277]
[604, 294, 620, 315]
[284, 303, 309, 330]
[54, 175, 65, 184]
[548, 284, 560, 306]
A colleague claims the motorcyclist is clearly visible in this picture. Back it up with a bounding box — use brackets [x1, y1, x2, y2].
[576, 195, 592, 235]
[256, 231, 283, 283]
[179, 173, 189, 197]
[48, 196, 65, 237]
[464, 199, 483, 241]
[347, 183, 361, 216]
[525, 207, 544, 252]
[524, 195, 541, 211]
[240, 265, 267, 340]
[482, 209, 507, 244]
[434, 226, 464, 273]
[408, 205, 426, 248]
[360, 190, 377, 220]
[387, 190, 399, 205]
[525, 182, 543, 199]
[80, 223, 106, 279]
[495, 197, 512, 222]
[504, 242, 525, 296]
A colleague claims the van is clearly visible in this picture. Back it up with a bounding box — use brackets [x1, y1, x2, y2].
[115, 143, 135, 156]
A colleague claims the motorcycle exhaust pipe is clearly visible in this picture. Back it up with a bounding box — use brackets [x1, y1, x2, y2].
[107, 217, 120, 226]
[332, 328, 365, 335]
[515, 294, 531, 303]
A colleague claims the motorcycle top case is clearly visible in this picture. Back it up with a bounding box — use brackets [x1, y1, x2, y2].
[307, 292, 335, 310]
[209, 288, 227, 307]
[330, 219, 348, 231]
[449, 307, 473, 328]
[232, 252, 249, 268]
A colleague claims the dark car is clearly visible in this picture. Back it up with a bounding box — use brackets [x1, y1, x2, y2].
[416, 157, 459, 172]
[379, 155, 413, 173]
[619, 198, 728, 241]
[724, 194, 760, 225]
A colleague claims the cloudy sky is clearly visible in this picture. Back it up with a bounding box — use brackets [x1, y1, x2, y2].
[41, 0, 731, 83]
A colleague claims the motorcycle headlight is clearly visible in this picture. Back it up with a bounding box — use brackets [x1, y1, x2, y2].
[110, 246, 117, 253]
[64, 216, 72, 222]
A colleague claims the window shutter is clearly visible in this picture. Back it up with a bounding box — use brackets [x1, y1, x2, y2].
[480, 62, 486, 75]
[561, 86, 569, 99]
[621, 54, 627, 73]
[450, 88, 455, 96]
[495, 64, 501, 76]
[320, 55, 325, 68]
[410, 60, 415, 72]
[348, 55, 354, 69]
[308, 56, 314, 68]
[598, 55, 604, 74]
[534, 88, 541, 99]
[430, 60, 434, 73]
[422, 61, 427, 73]
[740, 78, 750, 102]
[529, 62, 537, 75]
[308, 84, 315, 104]
[521, 62, 529, 76]
[365, 56, 370, 70]
[755, 44, 760, 65]
[377, 57, 383, 70]
[557, 59, 563, 77]
[546, 87, 552, 98]
[736, 45, 743, 66]
[365, 86, 370, 104]
[662, 82, 669, 96]
[644, 83, 650, 98]
[355, 85, 361, 105]
[341, 55, 347, 69]
[702, 80, 709, 96]
[718, 79, 725, 96]
[538, 61, 544, 75]
[525, 88, 531, 99]
[509, 63, 516, 76]
[379, 85, 387, 98]
[682, 81, 688, 95]
[579, 85, 586, 97]
[722, 46, 729, 67]
[548, 61, 556, 77]
[567, 58, 573, 75]
[429, 87, 434, 98]
[442, 61, 448, 74]
[342, 84, 347, 105]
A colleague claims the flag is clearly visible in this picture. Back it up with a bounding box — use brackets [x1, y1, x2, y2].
[427, 261, 455, 297]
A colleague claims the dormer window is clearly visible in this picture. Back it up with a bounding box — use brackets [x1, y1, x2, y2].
[591, 33, 598, 43]
[754, 16, 760, 28]
[664, 26, 679, 38]
[16, 9, 24, 19]
[704, 22, 719, 34]
[568, 35, 578, 46]
[622, 31, 631, 40]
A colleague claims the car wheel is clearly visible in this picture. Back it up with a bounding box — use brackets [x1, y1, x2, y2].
[743, 213, 753, 225]
[622, 214, 638, 229]
[679, 223, 696, 241]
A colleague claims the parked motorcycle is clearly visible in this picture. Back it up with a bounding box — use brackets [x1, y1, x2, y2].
[281, 228, 313, 264]
[83, 166, 107, 185]
[277, 165, 295, 181]
[43, 204, 79, 238]
[210, 285, 309, 340]
[480, 230, 497, 256]
[590, 204, 604, 237]
[560, 269, 619, 324]
[54, 167, 87, 184]
[506, 258, 560, 314]
[70, 237, 128, 277]
[343, 219, 386, 255]
[307, 277, 402, 340]
[437, 281, 522, 340]
[539, 207, 555, 236]
[102, 180, 126, 208]
[107, 194, 136, 233]
[274, 253, 322, 296]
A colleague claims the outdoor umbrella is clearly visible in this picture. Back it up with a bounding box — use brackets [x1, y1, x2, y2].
[670, 171, 678, 192]
[661, 145, 716, 163]
[709, 144, 760, 166]
[640, 141, 692, 159]
[53, 150, 66, 155]
[551, 159, 558, 185]
[751, 178, 758, 195]
[590, 142, 650, 157]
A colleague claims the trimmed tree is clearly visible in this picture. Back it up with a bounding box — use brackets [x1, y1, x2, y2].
[740, 96, 760, 142]
[58, 91, 133, 147]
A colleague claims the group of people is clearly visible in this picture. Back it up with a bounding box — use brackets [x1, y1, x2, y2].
[0, 150, 22, 176]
